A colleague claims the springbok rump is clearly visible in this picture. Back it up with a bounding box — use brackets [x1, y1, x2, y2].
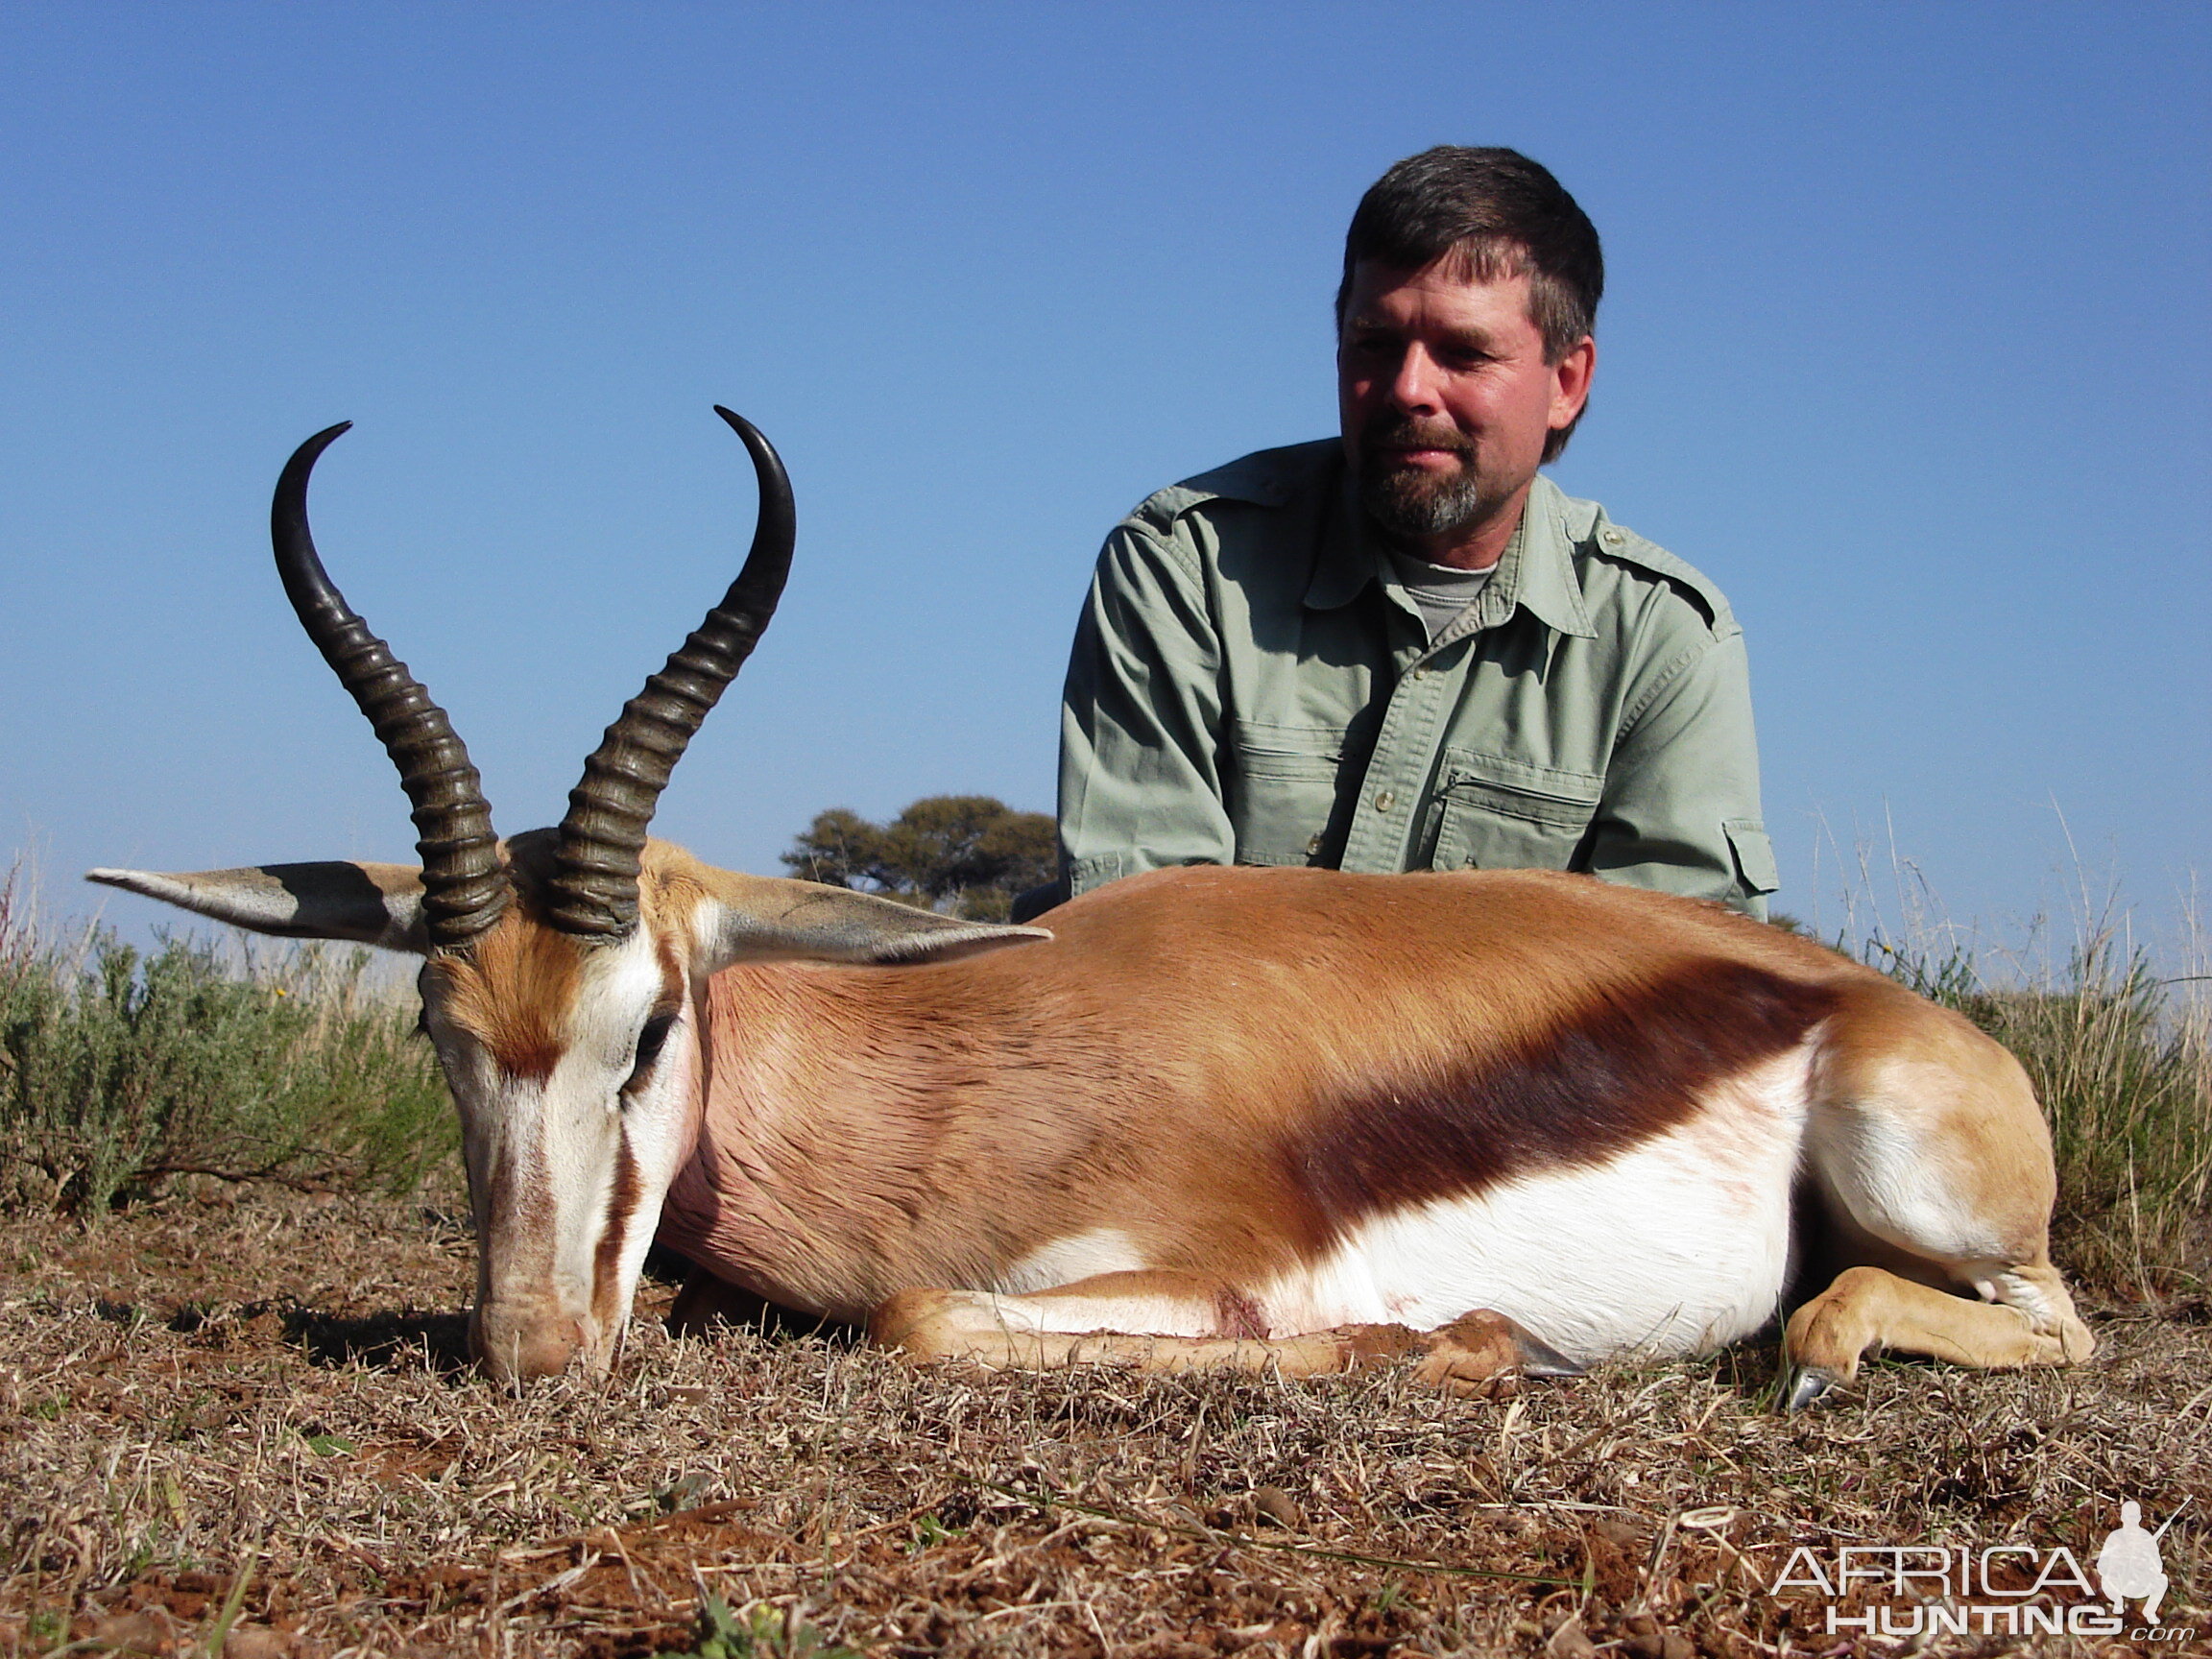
[91, 412, 2093, 1407]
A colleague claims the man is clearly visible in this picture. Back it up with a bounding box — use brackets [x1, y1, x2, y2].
[1028, 146, 1775, 922]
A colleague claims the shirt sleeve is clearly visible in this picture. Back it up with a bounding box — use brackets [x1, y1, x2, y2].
[1584, 626, 1778, 917]
[1056, 519, 1237, 896]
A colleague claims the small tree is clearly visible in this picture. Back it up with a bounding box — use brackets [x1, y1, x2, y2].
[781, 795, 1055, 921]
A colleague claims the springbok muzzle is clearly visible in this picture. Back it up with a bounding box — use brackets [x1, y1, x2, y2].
[469, 1300, 598, 1382]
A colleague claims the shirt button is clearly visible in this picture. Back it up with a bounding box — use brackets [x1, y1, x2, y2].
[1412, 665, 1430, 679]
[1306, 833, 1323, 855]
[1374, 790, 1396, 812]
[1602, 529, 1623, 545]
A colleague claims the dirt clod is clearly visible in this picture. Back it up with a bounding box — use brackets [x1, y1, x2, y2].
[222, 1625, 298, 1658]
[1543, 1614, 1597, 1659]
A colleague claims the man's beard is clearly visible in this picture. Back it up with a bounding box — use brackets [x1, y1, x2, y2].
[1355, 416, 1484, 541]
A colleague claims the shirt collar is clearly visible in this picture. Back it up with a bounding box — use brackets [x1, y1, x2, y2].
[1305, 469, 1598, 640]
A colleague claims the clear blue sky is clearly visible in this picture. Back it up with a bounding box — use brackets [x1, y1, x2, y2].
[4, 4, 2206, 953]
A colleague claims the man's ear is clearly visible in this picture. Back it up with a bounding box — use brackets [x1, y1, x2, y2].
[692, 873, 1051, 974]
[1549, 333, 1597, 430]
[86, 862, 430, 954]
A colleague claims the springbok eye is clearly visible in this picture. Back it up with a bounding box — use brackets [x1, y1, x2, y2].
[624, 1012, 678, 1094]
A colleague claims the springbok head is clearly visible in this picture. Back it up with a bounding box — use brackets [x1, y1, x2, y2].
[91, 412, 1044, 1382]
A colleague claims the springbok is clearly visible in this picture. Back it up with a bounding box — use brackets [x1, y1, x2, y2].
[91, 411, 2093, 1407]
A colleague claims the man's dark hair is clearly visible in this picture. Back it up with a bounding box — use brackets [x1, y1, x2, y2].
[1336, 147, 1602, 461]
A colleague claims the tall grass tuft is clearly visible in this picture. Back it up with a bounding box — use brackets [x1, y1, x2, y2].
[1867, 927, 2211, 1301]
[0, 866, 455, 1214]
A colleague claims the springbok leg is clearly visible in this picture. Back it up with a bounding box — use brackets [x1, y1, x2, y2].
[1784, 1262, 2090, 1405]
[1790, 998, 2094, 1405]
[667, 1267, 843, 1339]
[867, 1272, 1577, 1391]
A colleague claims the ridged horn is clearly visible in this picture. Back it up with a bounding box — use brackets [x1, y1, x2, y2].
[544, 407, 795, 938]
[272, 422, 509, 951]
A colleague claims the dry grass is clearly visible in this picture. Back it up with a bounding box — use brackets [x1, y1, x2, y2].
[0, 1188, 2204, 1657]
[7, 852, 2206, 1653]
[1966, 960, 2212, 1302]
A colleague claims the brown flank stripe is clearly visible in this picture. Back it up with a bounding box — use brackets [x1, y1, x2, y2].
[1286, 957, 1841, 1235]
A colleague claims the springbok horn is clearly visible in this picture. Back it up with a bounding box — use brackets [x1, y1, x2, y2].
[544, 407, 795, 938]
[272, 422, 510, 950]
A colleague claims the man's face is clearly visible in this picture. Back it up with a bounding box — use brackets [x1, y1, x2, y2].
[1337, 260, 1595, 564]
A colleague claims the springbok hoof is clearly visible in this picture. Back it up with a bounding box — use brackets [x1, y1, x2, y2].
[1411, 1310, 1585, 1395]
[1781, 1364, 1845, 1411]
[1509, 1322, 1586, 1378]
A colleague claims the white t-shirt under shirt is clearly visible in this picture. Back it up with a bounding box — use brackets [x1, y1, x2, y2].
[1386, 548, 1496, 643]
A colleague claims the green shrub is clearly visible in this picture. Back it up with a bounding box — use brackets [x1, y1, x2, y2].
[0, 879, 453, 1214]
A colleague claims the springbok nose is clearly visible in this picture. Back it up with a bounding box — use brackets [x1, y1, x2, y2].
[469, 1303, 588, 1382]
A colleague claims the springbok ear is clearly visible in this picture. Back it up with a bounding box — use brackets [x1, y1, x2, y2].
[85, 862, 430, 954]
[693, 874, 1050, 972]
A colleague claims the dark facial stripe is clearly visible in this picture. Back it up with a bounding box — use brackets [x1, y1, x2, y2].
[590, 1134, 642, 1331]
[1285, 957, 1840, 1236]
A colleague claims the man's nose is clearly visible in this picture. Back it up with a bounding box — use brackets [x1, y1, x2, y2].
[1388, 344, 1443, 411]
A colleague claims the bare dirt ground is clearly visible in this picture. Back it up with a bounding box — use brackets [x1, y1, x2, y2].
[0, 1187, 2203, 1657]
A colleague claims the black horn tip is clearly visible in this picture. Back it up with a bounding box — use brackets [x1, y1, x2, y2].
[283, 421, 354, 470]
[713, 407, 783, 470]
[274, 424, 356, 526]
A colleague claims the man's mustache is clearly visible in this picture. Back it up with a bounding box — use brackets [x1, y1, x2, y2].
[1360, 415, 1472, 461]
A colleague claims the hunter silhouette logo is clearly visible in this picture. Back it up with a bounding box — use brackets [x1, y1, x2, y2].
[2098, 1499, 2185, 1625]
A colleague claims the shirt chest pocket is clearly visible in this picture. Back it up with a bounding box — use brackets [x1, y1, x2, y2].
[1228, 719, 1349, 867]
[1430, 749, 1604, 874]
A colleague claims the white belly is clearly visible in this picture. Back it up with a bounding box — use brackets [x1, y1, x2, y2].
[1259, 1050, 1812, 1363]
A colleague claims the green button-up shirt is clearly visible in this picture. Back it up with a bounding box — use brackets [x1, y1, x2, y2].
[1056, 440, 1778, 915]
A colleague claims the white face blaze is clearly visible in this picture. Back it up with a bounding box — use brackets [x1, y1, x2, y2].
[422, 926, 703, 1382]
